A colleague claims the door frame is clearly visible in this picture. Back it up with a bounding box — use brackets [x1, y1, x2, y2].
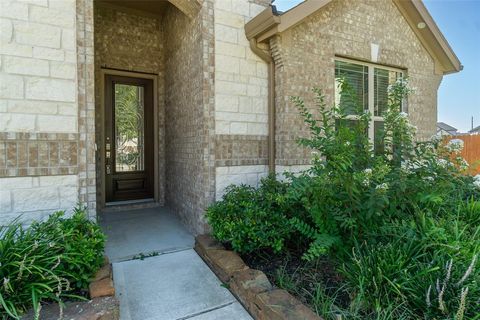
[99, 68, 159, 208]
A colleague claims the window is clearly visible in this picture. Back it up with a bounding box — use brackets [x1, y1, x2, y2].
[334, 59, 404, 150]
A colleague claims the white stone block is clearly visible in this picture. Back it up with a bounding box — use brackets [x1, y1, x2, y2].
[216, 111, 256, 122]
[239, 59, 257, 76]
[15, 21, 61, 48]
[250, 3, 267, 17]
[215, 166, 229, 175]
[215, 120, 231, 134]
[39, 175, 78, 187]
[50, 61, 76, 79]
[247, 122, 267, 135]
[4, 56, 49, 76]
[252, 97, 268, 114]
[247, 84, 261, 96]
[0, 42, 33, 57]
[215, 94, 239, 112]
[216, 80, 247, 95]
[0, 113, 36, 131]
[216, 41, 246, 58]
[13, 187, 60, 212]
[0, 74, 24, 99]
[230, 122, 248, 134]
[33, 47, 64, 61]
[216, 54, 239, 73]
[7, 100, 58, 114]
[61, 29, 75, 50]
[231, 0, 250, 16]
[60, 185, 78, 209]
[29, 5, 75, 28]
[25, 77, 76, 102]
[0, 191, 12, 214]
[57, 103, 77, 115]
[17, 0, 48, 6]
[0, 18, 13, 43]
[215, 9, 245, 28]
[215, 0, 232, 11]
[215, 24, 238, 44]
[48, 0, 76, 12]
[0, 0, 28, 20]
[238, 96, 254, 113]
[256, 62, 268, 77]
[37, 115, 77, 132]
[0, 177, 34, 189]
[228, 165, 266, 174]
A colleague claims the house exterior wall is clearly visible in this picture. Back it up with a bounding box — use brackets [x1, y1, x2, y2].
[163, 1, 216, 234]
[93, 5, 166, 206]
[0, 0, 80, 224]
[271, 0, 443, 167]
[213, 0, 270, 199]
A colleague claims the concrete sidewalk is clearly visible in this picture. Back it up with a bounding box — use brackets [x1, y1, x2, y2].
[100, 207, 252, 320]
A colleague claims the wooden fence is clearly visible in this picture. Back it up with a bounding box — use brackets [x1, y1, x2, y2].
[445, 134, 480, 175]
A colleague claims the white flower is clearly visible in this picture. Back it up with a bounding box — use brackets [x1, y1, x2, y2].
[364, 168, 372, 175]
[399, 112, 408, 118]
[345, 141, 351, 146]
[376, 183, 389, 191]
[437, 158, 451, 168]
[386, 154, 393, 161]
[423, 176, 434, 182]
[446, 139, 464, 153]
[459, 159, 469, 171]
[474, 175, 480, 189]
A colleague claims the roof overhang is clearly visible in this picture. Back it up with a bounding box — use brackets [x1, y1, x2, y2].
[245, 0, 462, 75]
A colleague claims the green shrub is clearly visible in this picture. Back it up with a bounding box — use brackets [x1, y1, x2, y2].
[206, 77, 480, 319]
[206, 176, 295, 254]
[0, 208, 105, 319]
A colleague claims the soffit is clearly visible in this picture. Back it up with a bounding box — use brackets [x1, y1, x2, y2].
[245, 0, 462, 74]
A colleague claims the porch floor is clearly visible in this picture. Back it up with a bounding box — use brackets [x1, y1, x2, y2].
[99, 207, 252, 320]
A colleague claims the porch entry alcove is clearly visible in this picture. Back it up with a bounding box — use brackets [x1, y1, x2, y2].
[93, 0, 210, 233]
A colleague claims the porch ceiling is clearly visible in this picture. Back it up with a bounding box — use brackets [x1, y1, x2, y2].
[96, 0, 201, 19]
[97, 0, 169, 16]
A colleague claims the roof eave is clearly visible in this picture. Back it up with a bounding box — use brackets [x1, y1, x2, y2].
[246, 0, 462, 75]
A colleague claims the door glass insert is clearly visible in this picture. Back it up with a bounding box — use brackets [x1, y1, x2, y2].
[114, 83, 145, 172]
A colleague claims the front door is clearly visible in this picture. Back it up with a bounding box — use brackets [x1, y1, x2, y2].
[105, 75, 154, 202]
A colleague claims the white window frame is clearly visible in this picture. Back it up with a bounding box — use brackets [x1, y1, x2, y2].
[334, 57, 405, 144]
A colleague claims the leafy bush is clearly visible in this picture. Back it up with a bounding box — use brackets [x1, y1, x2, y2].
[0, 208, 105, 319]
[206, 176, 296, 253]
[206, 78, 480, 319]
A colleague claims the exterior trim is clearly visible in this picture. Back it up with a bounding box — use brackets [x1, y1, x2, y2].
[245, 0, 462, 75]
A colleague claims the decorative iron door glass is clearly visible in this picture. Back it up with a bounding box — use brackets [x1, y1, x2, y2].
[114, 84, 145, 172]
[105, 75, 154, 202]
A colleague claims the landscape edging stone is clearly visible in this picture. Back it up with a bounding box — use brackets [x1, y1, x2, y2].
[195, 235, 322, 320]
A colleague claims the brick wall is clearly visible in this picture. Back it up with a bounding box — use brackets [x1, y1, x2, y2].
[163, 2, 215, 234]
[271, 0, 443, 167]
[213, 0, 270, 200]
[0, 0, 79, 223]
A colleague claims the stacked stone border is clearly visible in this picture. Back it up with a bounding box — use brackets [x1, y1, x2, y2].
[195, 235, 322, 320]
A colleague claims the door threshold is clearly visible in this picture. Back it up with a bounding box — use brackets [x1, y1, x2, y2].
[105, 198, 155, 206]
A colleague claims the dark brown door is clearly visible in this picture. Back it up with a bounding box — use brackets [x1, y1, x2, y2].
[105, 75, 154, 202]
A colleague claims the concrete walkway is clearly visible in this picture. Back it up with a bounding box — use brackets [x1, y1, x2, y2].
[100, 207, 252, 320]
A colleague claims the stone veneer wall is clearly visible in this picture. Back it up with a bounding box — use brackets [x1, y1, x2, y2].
[213, 0, 270, 199]
[163, 1, 215, 234]
[271, 0, 443, 166]
[0, 0, 80, 224]
[93, 5, 166, 206]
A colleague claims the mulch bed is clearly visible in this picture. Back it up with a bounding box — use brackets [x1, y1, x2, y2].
[240, 248, 350, 312]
